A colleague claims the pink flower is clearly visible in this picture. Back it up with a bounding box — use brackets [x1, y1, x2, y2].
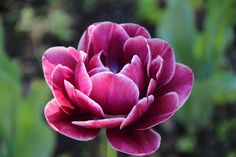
[42, 22, 193, 156]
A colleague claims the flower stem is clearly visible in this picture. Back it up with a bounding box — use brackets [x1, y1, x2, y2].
[107, 142, 117, 157]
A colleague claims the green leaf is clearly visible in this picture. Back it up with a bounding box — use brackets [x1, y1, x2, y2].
[15, 80, 55, 157]
[177, 71, 236, 131]
[158, 0, 197, 69]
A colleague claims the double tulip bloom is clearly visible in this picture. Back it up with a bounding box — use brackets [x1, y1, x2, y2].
[42, 22, 193, 156]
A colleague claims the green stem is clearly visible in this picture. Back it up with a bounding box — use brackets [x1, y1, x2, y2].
[107, 142, 117, 157]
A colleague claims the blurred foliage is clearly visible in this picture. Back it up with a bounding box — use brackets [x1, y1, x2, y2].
[0, 17, 55, 157]
[137, 0, 236, 155]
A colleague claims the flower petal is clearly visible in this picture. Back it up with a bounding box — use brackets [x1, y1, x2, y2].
[68, 47, 87, 63]
[159, 63, 194, 108]
[64, 80, 104, 118]
[123, 36, 149, 64]
[87, 22, 129, 73]
[120, 95, 154, 129]
[75, 62, 92, 96]
[51, 64, 75, 113]
[120, 55, 147, 92]
[121, 23, 151, 38]
[90, 72, 139, 115]
[148, 39, 175, 86]
[88, 67, 110, 76]
[42, 46, 77, 86]
[133, 92, 179, 130]
[147, 79, 157, 95]
[72, 117, 125, 129]
[88, 51, 107, 70]
[44, 99, 100, 141]
[78, 23, 97, 52]
[106, 128, 161, 156]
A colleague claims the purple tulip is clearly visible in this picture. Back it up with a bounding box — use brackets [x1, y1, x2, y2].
[42, 22, 193, 156]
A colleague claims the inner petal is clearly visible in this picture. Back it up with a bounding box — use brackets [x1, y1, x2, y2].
[90, 72, 139, 115]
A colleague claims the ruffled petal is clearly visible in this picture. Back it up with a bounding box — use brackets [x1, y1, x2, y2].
[159, 63, 194, 108]
[87, 22, 129, 73]
[42, 46, 77, 86]
[133, 92, 179, 130]
[64, 80, 104, 118]
[44, 99, 100, 141]
[68, 47, 87, 63]
[148, 39, 175, 86]
[72, 117, 125, 129]
[51, 64, 75, 113]
[75, 62, 92, 96]
[90, 72, 139, 115]
[123, 36, 149, 64]
[120, 95, 154, 129]
[120, 55, 147, 92]
[120, 23, 151, 38]
[106, 128, 161, 156]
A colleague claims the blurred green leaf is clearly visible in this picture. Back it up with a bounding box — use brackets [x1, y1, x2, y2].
[158, 0, 197, 69]
[177, 71, 236, 130]
[15, 80, 55, 157]
[177, 136, 196, 153]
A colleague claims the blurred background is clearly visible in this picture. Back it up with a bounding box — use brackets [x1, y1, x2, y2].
[0, 0, 236, 157]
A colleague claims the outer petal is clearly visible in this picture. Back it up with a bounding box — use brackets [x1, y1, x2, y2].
[51, 65, 75, 113]
[72, 117, 125, 129]
[88, 22, 129, 73]
[120, 95, 154, 129]
[44, 99, 100, 141]
[120, 55, 147, 92]
[78, 23, 97, 52]
[133, 92, 179, 130]
[159, 63, 194, 108]
[64, 80, 104, 118]
[148, 39, 175, 86]
[42, 46, 77, 86]
[120, 23, 151, 38]
[90, 72, 139, 115]
[106, 128, 161, 156]
[123, 36, 149, 64]
[74, 62, 92, 96]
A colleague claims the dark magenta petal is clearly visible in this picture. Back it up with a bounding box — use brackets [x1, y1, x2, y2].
[68, 47, 87, 63]
[74, 62, 92, 96]
[64, 80, 104, 118]
[87, 51, 107, 70]
[120, 95, 154, 129]
[148, 39, 175, 86]
[120, 55, 147, 92]
[120, 23, 151, 38]
[106, 128, 161, 156]
[87, 22, 129, 72]
[44, 99, 100, 141]
[88, 67, 110, 76]
[150, 55, 163, 80]
[159, 63, 194, 108]
[51, 64, 75, 113]
[78, 23, 97, 52]
[72, 117, 125, 129]
[147, 79, 157, 95]
[42, 46, 77, 86]
[133, 92, 179, 130]
[90, 72, 139, 115]
[123, 36, 149, 64]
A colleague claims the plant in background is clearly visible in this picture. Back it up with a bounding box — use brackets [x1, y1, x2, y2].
[42, 21, 193, 156]
[0, 17, 55, 157]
